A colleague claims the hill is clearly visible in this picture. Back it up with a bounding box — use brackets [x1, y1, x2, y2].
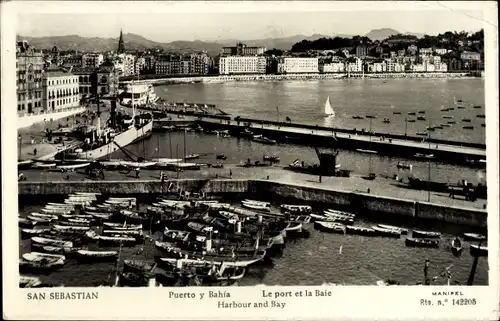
[15, 33, 225, 56]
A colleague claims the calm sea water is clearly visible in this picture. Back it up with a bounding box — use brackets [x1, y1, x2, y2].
[19, 203, 488, 287]
[157, 78, 486, 144]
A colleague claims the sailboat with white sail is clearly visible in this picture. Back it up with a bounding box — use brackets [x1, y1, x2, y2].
[324, 96, 335, 118]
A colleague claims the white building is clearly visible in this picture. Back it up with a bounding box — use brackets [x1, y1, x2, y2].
[42, 71, 80, 111]
[320, 62, 345, 73]
[115, 53, 136, 76]
[434, 62, 448, 72]
[424, 62, 435, 72]
[135, 57, 146, 75]
[277, 57, 319, 74]
[369, 62, 387, 73]
[385, 59, 405, 72]
[219, 56, 266, 75]
[347, 58, 363, 73]
[410, 64, 426, 72]
[419, 48, 433, 55]
[434, 48, 447, 55]
[81, 53, 103, 69]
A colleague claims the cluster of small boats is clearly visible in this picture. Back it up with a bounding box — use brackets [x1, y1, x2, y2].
[307, 209, 487, 256]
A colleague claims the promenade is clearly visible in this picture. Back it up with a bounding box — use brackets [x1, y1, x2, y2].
[19, 164, 487, 210]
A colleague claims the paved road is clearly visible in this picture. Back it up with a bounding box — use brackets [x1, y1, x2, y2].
[201, 118, 486, 157]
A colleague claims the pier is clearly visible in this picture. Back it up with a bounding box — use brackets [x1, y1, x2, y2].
[197, 118, 486, 164]
[18, 179, 487, 229]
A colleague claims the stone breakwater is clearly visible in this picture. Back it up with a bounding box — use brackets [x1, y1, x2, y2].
[122, 72, 475, 86]
[18, 179, 487, 229]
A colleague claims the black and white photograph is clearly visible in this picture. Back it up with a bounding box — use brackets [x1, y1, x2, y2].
[3, 1, 499, 320]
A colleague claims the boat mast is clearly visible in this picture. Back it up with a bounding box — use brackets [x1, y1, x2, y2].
[131, 79, 135, 123]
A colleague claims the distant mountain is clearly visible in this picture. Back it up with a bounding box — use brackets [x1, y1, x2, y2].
[16, 33, 225, 56]
[219, 34, 354, 50]
[365, 28, 427, 41]
[365, 28, 401, 41]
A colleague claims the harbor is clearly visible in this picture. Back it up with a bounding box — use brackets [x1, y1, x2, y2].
[17, 73, 489, 289]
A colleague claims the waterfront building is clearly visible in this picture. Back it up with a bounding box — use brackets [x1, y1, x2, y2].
[369, 61, 387, 73]
[434, 48, 448, 55]
[407, 45, 418, 55]
[355, 45, 369, 57]
[277, 57, 319, 74]
[219, 56, 266, 75]
[221, 43, 266, 56]
[16, 40, 45, 115]
[144, 55, 156, 73]
[189, 52, 211, 75]
[115, 53, 136, 76]
[73, 66, 117, 96]
[419, 48, 433, 55]
[82, 53, 104, 69]
[424, 61, 435, 72]
[347, 58, 363, 73]
[42, 71, 80, 111]
[397, 49, 406, 57]
[460, 51, 481, 61]
[320, 62, 345, 73]
[384, 59, 404, 72]
[410, 64, 426, 72]
[51, 46, 61, 66]
[135, 57, 146, 74]
[62, 54, 83, 67]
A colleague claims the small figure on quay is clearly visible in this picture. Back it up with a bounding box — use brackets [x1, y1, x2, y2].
[229, 169, 232, 178]
[135, 167, 140, 178]
[18, 172, 26, 181]
[33, 148, 37, 156]
[319, 175, 322, 183]
[160, 171, 165, 182]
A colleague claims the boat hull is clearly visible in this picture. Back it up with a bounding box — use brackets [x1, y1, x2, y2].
[75, 121, 153, 160]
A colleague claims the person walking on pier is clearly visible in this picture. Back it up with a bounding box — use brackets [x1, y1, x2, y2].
[229, 169, 232, 179]
[135, 167, 140, 178]
[160, 171, 165, 183]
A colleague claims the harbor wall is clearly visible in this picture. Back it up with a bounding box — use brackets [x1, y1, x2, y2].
[17, 107, 87, 129]
[18, 179, 486, 228]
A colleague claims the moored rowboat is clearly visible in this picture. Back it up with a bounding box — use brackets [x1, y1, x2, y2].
[405, 237, 439, 248]
[314, 221, 346, 234]
[469, 244, 488, 257]
[412, 229, 441, 239]
[372, 226, 401, 238]
[74, 250, 119, 262]
[463, 233, 486, 241]
[377, 224, 408, 235]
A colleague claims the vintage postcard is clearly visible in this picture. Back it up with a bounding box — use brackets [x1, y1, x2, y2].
[2, 1, 499, 320]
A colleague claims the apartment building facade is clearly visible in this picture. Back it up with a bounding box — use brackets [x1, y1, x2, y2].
[42, 71, 80, 111]
[219, 56, 266, 75]
[16, 41, 45, 115]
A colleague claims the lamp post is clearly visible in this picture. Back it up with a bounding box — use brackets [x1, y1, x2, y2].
[427, 120, 431, 202]
[404, 117, 408, 139]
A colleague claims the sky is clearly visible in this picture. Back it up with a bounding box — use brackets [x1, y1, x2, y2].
[13, 1, 491, 42]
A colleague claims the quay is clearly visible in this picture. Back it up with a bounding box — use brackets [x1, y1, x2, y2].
[18, 179, 487, 229]
[197, 118, 486, 164]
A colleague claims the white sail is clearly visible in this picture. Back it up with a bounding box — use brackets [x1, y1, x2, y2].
[324, 96, 334, 117]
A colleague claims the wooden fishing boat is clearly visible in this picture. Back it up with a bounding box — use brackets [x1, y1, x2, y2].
[31, 212, 59, 220]
[32, 162, 57, 169]
[287, 215, 311, 224]
[405, 237, 439, 248]
[356, 149, 378, 154]
[184, 154, 200, 160]
[396, 162, 413, 170]
[412, 230, 441, 239]
[393, 111, 402, 114]
[97, 235, 136, 247]
[451, 237, 463, 255]
[102, 229, 144, 240]
[74, 250, 119, 262]
[321, 213, 354, 225]
[416, 131, 428, 136]
[86, 212, 112, 220]
[31, 236, 73, 248]
[383, 118, 391, 123]
[345, 225, 378, 236]
[123, 260, 157, 274]
[442, 115, 454, 119]
[414, 153, 434, 159]
[85, 230, 100, 242]
[120, 161, 157, 169]
[372, 226, 401, 238]
[241, 201, 271, 212]
[324, 209, 356, 218]
[19, 257, 65, 273]
[53, 225, 91, 232]
[314, 221, 346, 234]
[285, 222, 302, 232]
[19, 218, 37, 228]
[280, 204, 312, 214]
[163, 229, 192, 243]
[156, 250, 265, 267]
[23, 252, 66, 262]
[243, 199, 271, 207]
[20, 228, 51, 239]
[417, 116, 426, 121]
[41, 208, 71, 215]
[61, 213, 94, 220]
[462, 126, 474, 130]
[27, 216, 53, 224]
[155, 240, 181, 252]
[377, 224, 408, 235]
[463, 233, 486, 241]
[31, 243, 82, 256]
[19, 276, 43, 288]
[469, 244, 488, 257]
[476, 114, 485, 118]
[263, 155, 280, 162]
[252, 135, 277, 145]
[353, 115, 365, 119]
[58, 220, 91, 227]
[218, 211, 240, 221]
[187, 222, 214, 234]
[56, 163, 91, 172]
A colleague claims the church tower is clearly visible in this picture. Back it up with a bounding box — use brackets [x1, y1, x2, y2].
[117, 29, 125, 54]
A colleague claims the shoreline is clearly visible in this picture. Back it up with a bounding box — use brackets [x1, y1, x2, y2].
[122, 72, 480, 86]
